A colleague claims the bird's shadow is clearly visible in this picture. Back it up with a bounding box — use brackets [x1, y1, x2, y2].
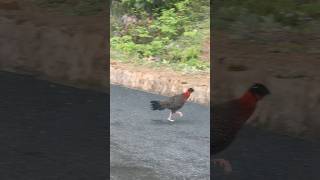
[150, 119, 192, 125]
[150, 119, 175, 125]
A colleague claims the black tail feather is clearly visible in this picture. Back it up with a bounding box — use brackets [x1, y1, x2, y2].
[150, 100, 164, 110]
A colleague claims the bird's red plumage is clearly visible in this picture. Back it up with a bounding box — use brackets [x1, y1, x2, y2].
[239, 91, 258, 108]
[212, 90, 262, 155]
[231, 91, 259, 130]
[212, 83, 270, 173]
[183, 91, 191, 100]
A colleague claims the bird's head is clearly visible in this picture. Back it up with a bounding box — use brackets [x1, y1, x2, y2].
[183, 88, 194, 99]
[248, 83, 270, 100]
[187, 88, 194, 93]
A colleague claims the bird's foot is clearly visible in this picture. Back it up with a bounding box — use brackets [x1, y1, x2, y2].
[167, 118, 175, 122]
[176, 111, 183, 117]
[214, 159, 232, 174]
[167, 112, 175, 121]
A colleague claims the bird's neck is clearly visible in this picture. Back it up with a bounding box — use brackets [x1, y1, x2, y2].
[232, 91, 258, 127]
[183, 91, 191, 100]
[239, 91, 258, 109]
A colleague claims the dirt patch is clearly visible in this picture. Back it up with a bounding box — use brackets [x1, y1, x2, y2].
[214, 30, 320, 139]
[200, 37, 210, 62]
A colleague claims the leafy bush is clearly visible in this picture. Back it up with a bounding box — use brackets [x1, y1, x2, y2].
[111, 0, 210, 72]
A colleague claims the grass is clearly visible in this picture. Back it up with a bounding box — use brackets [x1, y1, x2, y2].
[214, 0, 320, 41]
[111, 47, 210, 74]
[111, 17, 210, 73]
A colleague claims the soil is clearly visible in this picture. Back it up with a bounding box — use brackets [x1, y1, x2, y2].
[200, 37, 210, 62]
[213, 29, 320, 100]
[0, 0, 108, 91]
[0, 0, 107, 30]
[213, 30, 320, 139]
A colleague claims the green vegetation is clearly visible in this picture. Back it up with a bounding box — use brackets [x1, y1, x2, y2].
[214, 0, 320, 40]
[33, 0, 106, 15]
[111, 0, 210, 72]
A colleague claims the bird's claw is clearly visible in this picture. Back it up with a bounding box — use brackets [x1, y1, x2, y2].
[214, 159, 232, 174]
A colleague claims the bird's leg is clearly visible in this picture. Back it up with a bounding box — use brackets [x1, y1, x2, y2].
[214, 159, 232, 173]
[167, 112, 174, 122]
[175, 111, 183, 117]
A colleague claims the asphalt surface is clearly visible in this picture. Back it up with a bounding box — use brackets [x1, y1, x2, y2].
[3, 71, 318, 180]
[0, 72, 108, 179]
[110, 85, 210, 180]
[110, 85, 320, 180]
[214, 126, 320, 180]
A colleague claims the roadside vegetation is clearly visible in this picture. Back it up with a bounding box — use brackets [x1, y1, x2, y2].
[32, 0, 320, 71]
[111, 0, 210, 73]
[214, 0, 320, 41]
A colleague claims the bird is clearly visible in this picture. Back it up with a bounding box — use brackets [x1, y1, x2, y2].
[150, 88, 194, 121]
[212, 83, 270, 173]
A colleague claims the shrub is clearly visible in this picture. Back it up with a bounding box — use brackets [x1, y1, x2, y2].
[111, 0, 210, 72]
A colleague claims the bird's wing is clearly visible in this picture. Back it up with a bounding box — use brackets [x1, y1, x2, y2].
[160, 94, 184, 110]
[212, 100, 240, 154]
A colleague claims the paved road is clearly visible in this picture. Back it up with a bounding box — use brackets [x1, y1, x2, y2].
[214, 126, 320, 180]
[0, 72, 108, 179]
[4, 72, 318, 180]
[111, 85, 320, 180]
[110, 85, 210, 180]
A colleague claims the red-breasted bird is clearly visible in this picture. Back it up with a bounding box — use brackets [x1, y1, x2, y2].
[212, 83, 270, 173]
[150, 88, 194, 121]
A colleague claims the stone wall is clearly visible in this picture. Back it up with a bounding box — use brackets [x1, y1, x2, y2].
[0, 5, 108, 91]
[111, 61, 210, 106]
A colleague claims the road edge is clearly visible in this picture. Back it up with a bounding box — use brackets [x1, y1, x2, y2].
[110, 61, 210, 106]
